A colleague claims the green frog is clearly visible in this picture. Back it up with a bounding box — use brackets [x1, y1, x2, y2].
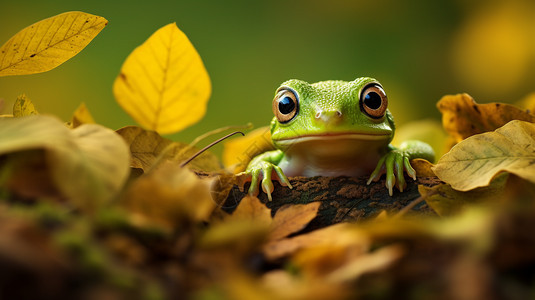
[244, 77, 435, 200]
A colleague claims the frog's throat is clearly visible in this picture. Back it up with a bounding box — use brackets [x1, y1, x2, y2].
[272, 132, 391, 146]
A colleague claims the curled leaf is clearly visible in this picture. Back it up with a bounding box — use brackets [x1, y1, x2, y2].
[113, 23, 211, 134]
[437, 93, 535, 142]
[0, 11, 108, 76]
[432, 120, 535, 191]
[410, 158, 436, 177]
[0, 116, 130, 210]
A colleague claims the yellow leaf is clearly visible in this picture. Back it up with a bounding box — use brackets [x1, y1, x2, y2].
[437, 93, 535, 143]
[68, 102, 95, 128]
[269, 202, 321, 241]
[263, 223, 364, 260]
[113, 23, 211, 134]
[122, 163, 215, 230]
[228, 195, 272, 226]
[0, 115, 130, 210]
[222, 126, 274, 173]
[200, 195, 271, 253]
[419, 173, 508, 217]
[432, 120, 535, 191]
[410, 158, 436, 177]
[0, 11, 107, 76]
[516, 92, 535, 113]
[13, 94, 38, 117]
[116, 125, 221, 172]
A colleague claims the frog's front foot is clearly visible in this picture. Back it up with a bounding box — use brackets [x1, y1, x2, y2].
[366, 149, 416, 196]
[245, 161, 293, 201]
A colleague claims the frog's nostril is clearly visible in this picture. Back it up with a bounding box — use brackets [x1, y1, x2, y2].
[316, 110, 343, 123]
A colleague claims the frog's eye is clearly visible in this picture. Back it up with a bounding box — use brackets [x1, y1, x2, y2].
[273, 88, 299, 123]
[360, 83, 388, 119]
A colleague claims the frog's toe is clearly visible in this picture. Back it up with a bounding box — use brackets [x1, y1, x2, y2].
[403, 157, 417, 180]
[367, 156, 386, 185]
[274, 165, 293, 189]
[395, 155, 406, 193]
[261, 166, 275, 201]
[385, 153, 397, 196]
[247, 169, 261, 197]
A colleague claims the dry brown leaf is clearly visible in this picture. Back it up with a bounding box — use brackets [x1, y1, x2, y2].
[437, 93, 535, 142]
[419, 174, 508, 217]
[411, 158, 436, 177]
[228, 195, 272, 226]
[122, 162, 215, 231]
[269, 202, 321, 241]
[116, 125, 221, 172]
[263, 223, 367, 261]
[325, 244, 405, 283]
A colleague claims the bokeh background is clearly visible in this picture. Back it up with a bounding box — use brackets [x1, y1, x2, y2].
[1, 0, 535, 155]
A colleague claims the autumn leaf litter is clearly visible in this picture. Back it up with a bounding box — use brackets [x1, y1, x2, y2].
[0, 11, 535, 300]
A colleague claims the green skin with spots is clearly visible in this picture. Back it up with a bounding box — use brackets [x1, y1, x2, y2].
[245, 77, 435, 200]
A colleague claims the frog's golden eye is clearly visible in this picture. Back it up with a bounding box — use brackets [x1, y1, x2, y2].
[273, 88, 299, 123]
[360, 83, 388, 119]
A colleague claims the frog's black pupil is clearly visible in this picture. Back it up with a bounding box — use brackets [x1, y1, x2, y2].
[278, 97, 295, 114]
[364, 92, 382, 110]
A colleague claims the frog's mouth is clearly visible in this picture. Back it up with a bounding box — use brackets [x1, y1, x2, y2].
[273, 132, 391, 145]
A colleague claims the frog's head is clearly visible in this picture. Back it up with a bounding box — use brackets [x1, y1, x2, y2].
[270, 77, 395, 151]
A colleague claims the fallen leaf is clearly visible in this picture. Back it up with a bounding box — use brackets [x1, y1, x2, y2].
[437, 93, 535, 142]
[419, 173, 508, 217]
[228, 195, 272, 226]
[13, 94, 38, 117]
[432, 120, 535, 191]
[122, 162, 215, 230]
[222, 126, 274, 173]
[0, 115, 130, 210]
[410, 158, 436, 177]
[113, 23, 211, 134]
[263, 223, 366, 260]
[269, 202, 321, 241]
[0, 11, 107, 76]
[199, 196, 271, 254]
[325, 244, 405, 283]
[68, 102, 95, 128]
[116, 126, 221, 172]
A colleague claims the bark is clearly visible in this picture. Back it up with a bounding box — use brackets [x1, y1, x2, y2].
[222, 176, 442, 229]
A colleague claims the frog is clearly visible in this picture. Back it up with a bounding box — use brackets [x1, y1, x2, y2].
[244, 77, 435, 201]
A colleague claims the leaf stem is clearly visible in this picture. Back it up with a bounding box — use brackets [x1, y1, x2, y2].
[180, 131, 245, 168]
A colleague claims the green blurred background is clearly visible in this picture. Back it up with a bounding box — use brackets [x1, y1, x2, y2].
[1, 0, 534, 155]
